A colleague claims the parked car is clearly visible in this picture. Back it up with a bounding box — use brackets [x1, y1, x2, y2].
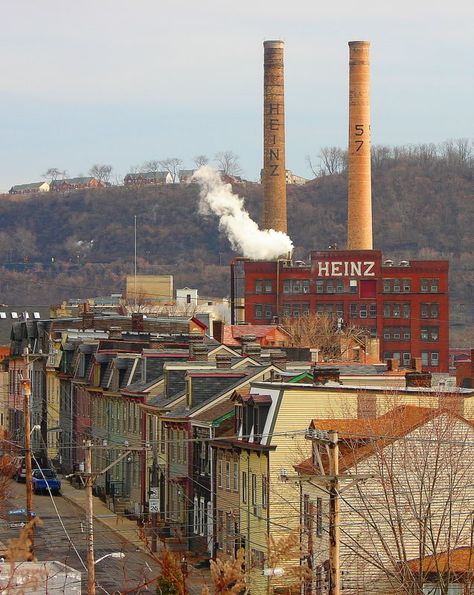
[31, 469, 61, 495]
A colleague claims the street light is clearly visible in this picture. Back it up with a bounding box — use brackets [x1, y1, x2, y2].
[94, 552, 125, 565]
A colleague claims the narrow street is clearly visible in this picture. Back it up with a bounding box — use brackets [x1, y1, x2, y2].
[4, 478, 162, 594]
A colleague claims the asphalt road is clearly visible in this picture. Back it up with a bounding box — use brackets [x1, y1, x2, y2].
[3, 478, 162, 594]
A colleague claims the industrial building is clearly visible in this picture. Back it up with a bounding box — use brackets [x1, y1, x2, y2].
[232, 40, 449, 372]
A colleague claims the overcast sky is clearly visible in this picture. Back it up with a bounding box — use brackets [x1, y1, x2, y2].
[1, 0, 472, 191]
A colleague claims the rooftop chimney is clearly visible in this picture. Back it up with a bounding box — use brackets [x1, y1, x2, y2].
[132, 313, 144, 332]
[270, 350, 287, 370]
[108, 326, 122, 340]
[262, 40, 287, 233]
[405, 371, 432, 389]
[347, 41, 373, 250]
[189, 343, 208, 362]
[313, 366, 341, 385]
[216, 354, 232, 369]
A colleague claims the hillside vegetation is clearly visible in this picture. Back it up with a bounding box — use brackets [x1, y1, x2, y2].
[0, 141, 472, 343]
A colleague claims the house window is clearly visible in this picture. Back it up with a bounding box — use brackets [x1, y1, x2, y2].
[303, 494, 310, 531]
[251, 549, 265, 570]
[265, 279, 272, 293]
[218, 460, 223, 488]
[199, 497, 205, 536]
[262, 476, 268, 509]
[255, 304, 263, 319]
[225, 461, 231, 490]
[233, 462, 239, 491]
[255, 279, 263, 294]
[283, 279, 291, 294]
[242, 471, 247, 504]
[316, 280, 324, 294]
[193, 496, 199, 533]
[316, 497, 323, 537]
[251, 474, 257, 506]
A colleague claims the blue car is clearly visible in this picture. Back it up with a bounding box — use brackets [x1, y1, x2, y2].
[31, 469, 61, 495]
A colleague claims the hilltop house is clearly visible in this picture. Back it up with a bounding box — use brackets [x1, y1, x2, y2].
[9, 182, 50, 194]
[50, 177, 104, 191]
[124, 171, 172, 186]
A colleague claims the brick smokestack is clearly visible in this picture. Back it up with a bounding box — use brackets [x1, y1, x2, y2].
[347, 41, 373, 250]
[263, 40, 287, 233]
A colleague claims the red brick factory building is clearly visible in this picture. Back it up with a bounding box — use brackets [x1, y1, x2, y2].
[231, 40, 449, 372]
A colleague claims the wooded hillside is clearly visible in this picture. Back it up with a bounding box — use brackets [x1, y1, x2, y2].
[0, 141, 472, 344]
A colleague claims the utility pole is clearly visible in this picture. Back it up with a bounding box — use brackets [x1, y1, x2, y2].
[328, 430, 340, 595]
[85, 440, 96, 595]
[150, 416, 159, 553]
[22, 367, 34, 559]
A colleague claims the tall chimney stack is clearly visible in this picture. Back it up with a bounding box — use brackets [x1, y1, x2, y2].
[347, 41, 373, 250]
[262, 40, 287, 233]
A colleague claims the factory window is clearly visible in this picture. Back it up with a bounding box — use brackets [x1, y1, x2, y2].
[255, 279, 263, 294]
[292, 280, 302, 294]
[302, 303, 310, 316]
[369, 328, 377, 338]
[359, 304, 367, 319]
[265, 279, 272, 293]
[431, 304, 439, 318]
[303, 280, 310, 294]
[326, 279, 334, 293]
[421, 351, 429, 366]
[421, 303, 429, 318]
[431, 352, 439, 366]
[264, 305, 273, 319]
[383, 279, 391, 293]
[282, 303, 291, 317]
[336, 279, 344, 293]
[421, 279, 429, 292]
[421, 327, 439, 341]
[316, 280, 324, 294]
[336, 303, 344, 317]
[326, 304, 334, 315]
[349, 280, 358, 293]
[402, 352, 411, 366]
[393, 279, 401, 293]
[255, 304, 263, 319]
[283, 279, 291, 294]
[383, 303, 391, 318]
[403, 328, 411, 340]
[369, 303, 377, 318]
[421, 327, 429, 341]
[350, 304, 357, 319]
[430, 279, 439, 292]
[403, 303, 411, 318]
[403, 279, 411, 292]
[316, 304, 324, 314]
[384, 328, 391, 340]
[393, 304, 401, 318]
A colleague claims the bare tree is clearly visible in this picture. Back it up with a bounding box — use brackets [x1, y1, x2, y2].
[307, 146, 347, 177]
[42, 168, 66, 182]
[193, 154, 209, 168]
[88, 164, 113, 183]
[281, 312, 368, 361]
[142, 160, 161, 174]
[214, 151, 242, 177]
[159, 157, 183, 183]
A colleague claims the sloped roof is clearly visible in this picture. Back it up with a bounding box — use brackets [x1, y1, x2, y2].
[192, 399, 234, 423]
[10, 182, 47, 191]
[406, 546, 474, 574]
[297, 406, 474, 474]
[222, 325, 289, 346]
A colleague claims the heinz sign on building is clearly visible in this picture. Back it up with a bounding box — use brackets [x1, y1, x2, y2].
[315, 260, 376, 277]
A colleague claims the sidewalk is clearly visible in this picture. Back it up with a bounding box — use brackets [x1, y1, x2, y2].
[59, 477, 211, 593]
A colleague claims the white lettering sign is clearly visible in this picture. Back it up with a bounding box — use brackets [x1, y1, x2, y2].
[316, 261, 375, 277]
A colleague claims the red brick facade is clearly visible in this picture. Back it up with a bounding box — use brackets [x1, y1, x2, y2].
[242, 250, 449, 372]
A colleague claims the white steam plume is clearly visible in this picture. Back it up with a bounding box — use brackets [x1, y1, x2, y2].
[192, 166, 293, 260]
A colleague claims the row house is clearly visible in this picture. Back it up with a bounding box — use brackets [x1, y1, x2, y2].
[297, 406, 474, 594]
[219, 370, 474, 594]
[50, 177, 105, 191]
[9, 182, 50, 194]
[124, 171, 172, 186]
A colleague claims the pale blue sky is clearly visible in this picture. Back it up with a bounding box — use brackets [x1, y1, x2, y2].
[1, 0, 472, 191]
